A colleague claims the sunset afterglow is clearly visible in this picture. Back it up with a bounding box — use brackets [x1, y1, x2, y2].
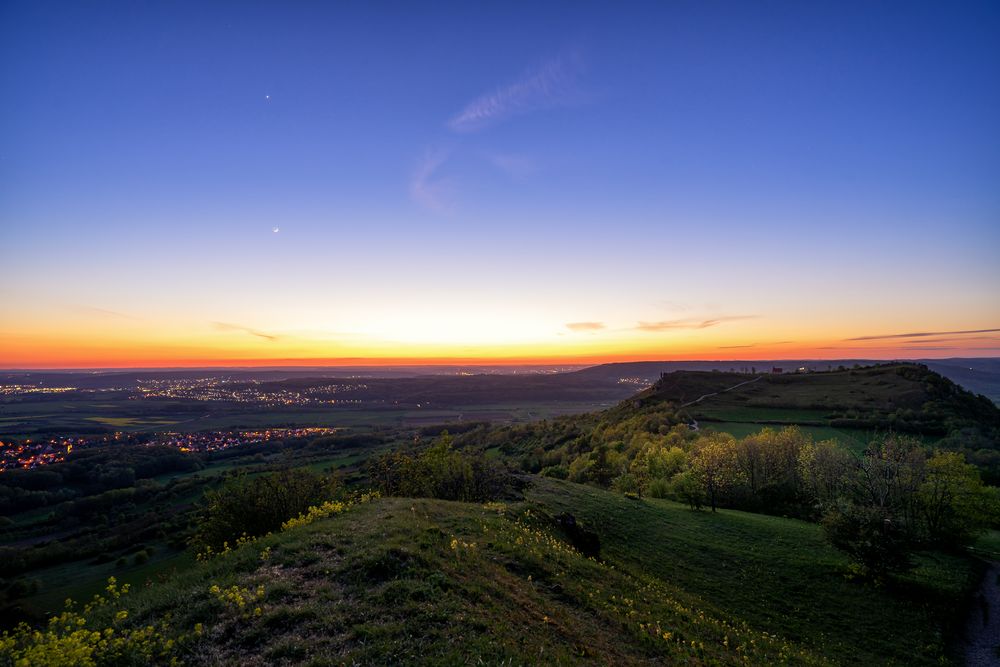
[2, 2, 998, 368]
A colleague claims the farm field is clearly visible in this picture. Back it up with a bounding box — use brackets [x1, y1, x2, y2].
[0, 396, 612, 440]
[698, 421, 873, 452]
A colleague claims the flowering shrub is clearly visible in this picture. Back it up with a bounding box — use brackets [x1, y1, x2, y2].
[209, 584, 265, 619]
[281, 491, 380, 531]
[0, 577, 181, 667]
[195, 532, 260, 561]
[198, 491, 380, 561]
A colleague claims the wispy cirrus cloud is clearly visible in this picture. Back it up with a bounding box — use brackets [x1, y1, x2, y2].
[636, 315, 757, 332]
[448, 53, 584, 133]
[900, 335, 1000, 345]
[892, 345, 1000, 351]
[717, 340, 792, 349]
[845, 328, 1000, 342]
[212, 322, 280, 341]
[566, 321, 606, 332]
[409, 150, 454, 212]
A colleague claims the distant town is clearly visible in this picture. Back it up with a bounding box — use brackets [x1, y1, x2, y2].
[135, 378, 370, 406]
[0, 427, 339, 472]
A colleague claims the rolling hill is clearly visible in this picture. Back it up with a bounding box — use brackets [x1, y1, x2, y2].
[37, 478, 977, 666]
[640, 363, 1000, 447]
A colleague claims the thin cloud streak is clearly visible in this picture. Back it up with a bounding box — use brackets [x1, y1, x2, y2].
[448, 53, 583, 132]
[845, 328, 1000, 341]
[566, 321, 605, 332]
[212, 322, 280, 342]
[900, 336, 1000, 345]
[636, 315, 757, 332]
[409, 150, 453, 212]
[895, 345, 1000, 351]
[717, 340, 793, 349]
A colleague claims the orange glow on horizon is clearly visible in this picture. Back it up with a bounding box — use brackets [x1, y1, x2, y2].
[3, 312, 997, 369]
[4, 345, 997, 370]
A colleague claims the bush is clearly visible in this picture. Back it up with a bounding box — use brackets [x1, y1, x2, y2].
[369, 433, 510, 502]
[194, 469, 339, 550]
[0, 577, 178, 666]
[671, 472, 705, 510]
[540, 465, 568, 480]
[611, 473, 640, 495]
[646, 477, 672, 499]
[821, 503, 912, 579]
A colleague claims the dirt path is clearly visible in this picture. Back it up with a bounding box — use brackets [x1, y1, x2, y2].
[965, 561, 1000, 666]
[679, 375, 762, 409]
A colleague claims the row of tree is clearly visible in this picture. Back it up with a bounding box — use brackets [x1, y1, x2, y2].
[552, 425, 997, 576]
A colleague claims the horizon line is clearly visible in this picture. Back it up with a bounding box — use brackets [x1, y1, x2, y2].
[2, 355, 996, 373]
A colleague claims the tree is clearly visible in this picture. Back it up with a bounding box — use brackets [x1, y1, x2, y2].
[588, 445, 619, 488]
[820, 436, 997, 577]
[822, 502, 913, 580]
[370, 432, 509, 502]
[671, 471, 705, 510]
[690, 434, 741, 512]
[629, 444, 686, 497]
[855, 435, 925, 532]
[799, 438, 855, 512]
[917, 451, 998, 545]
[195, 469, 338, 550]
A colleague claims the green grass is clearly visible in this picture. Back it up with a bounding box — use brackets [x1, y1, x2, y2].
[523, 477, 976, 666]
[66, 478, 979, 666]
[112, 494, 824, 665]
[971, 529, 1000, 559]
[28, 546, 194, 614]
[699, 422, 873, 453]
[695, 406, 833, 423]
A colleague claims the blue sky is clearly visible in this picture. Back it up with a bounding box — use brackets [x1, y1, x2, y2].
[2, 1, 999, 366]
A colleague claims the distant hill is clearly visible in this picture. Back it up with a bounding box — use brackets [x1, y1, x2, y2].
[462, 363, 1000, 481]
[570, 358, 1000, 404]
[635, 363, 1000, 463]
[922, 358, 1000, 403]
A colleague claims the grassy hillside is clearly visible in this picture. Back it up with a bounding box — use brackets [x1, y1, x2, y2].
[525, 478, 977, 665]
[46, 478, 976, 666]
[644, 363, 1000, 444]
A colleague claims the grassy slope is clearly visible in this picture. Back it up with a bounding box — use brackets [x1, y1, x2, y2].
[111, 478, 975, 666]
[645, 364, 1000, 446]
[525, 478, 976, 666]
[3, 445, 385, 621]
[648, 365, 923, 413]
